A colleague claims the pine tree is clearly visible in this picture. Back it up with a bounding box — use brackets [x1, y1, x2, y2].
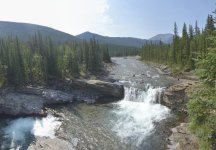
[102, 46, 111, 63]
[181, 23, 190, 65]
[205, 14, 215, 35]
[173, 22, 179, 64]
[188, 22, 216, 150]
[31, 53, 44, 84]
[195, 20, 200, 35]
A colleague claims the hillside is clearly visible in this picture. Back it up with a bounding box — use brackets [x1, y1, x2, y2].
[0, 21, 172, 48]
[76, 31, 151, 48]
[149, 33, 173, 44]
[0, 21, 76, 43]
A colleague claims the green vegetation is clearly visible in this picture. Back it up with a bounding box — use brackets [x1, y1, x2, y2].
[0, 33, 111, 86]
[188, 86, 216, 150]
[140, 17, 210, 72]
[140, 12, 216, 150]
[188, 26, 216, 150]
[108, 44, 139, 57]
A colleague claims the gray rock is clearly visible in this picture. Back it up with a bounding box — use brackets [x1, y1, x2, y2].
[42, 89, 74, 104]
[160, 80, 197, 113]
[168, 123, 199, 150]
[28, 137, 75, 150]
[0, 79, 124, 116]
[0, 92, 45, 116]
[69, 79, 124, 102]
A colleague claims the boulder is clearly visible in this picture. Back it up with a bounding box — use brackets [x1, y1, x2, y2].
[161, 80, 197, 113]
[68, 79, 124, 101]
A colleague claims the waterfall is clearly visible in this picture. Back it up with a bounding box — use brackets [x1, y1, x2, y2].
[112, 85, 170, 146]
[1, 115, 61, 150]
[123, 84, 164, 103]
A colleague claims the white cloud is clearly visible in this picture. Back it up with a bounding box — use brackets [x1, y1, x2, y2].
[0, 0, 112, 35]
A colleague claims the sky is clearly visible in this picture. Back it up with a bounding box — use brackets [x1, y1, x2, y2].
[0, 0, 215, 39]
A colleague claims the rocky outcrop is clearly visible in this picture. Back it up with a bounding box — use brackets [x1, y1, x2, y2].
[161, 79, 199, 149]
[0, 92, 45, 116]
[0, 89, 75, 116]
[161, 80, 198, 113]
[0, 79, 124, 116]
[168, 123, 199, 150]
[69, 79, 124, 101]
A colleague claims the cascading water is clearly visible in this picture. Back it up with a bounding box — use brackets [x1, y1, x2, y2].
[0, 57, 174, 150]
[112, 84, 170, 146]
[0, 115, 61, 150]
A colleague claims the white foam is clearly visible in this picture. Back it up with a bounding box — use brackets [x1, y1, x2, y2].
[112, 86, 170, 146]
[152, 74, 160, 79]
[3, 115, 61, 149]
[32, 114, 61, 138]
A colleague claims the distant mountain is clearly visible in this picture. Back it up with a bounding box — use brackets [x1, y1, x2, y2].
[0, 21, 75, 42]
[0, 21, 172, 48]
[149, 33, 173, 44]
[76, 31, 150, 48]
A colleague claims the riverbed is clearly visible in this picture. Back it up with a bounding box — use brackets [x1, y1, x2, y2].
[0, 57, 176, 150]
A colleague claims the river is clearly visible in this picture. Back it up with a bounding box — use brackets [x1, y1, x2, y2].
[0, 57, 175, 150]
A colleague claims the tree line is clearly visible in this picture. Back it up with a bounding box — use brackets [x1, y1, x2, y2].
[140, 15, 215, 72]
[141, 14, 216, 149]
[108, 44, 139, 57]
[0, 32, 111, 87]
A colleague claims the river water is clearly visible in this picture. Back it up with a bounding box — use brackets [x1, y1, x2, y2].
[0, 57, 175, 150]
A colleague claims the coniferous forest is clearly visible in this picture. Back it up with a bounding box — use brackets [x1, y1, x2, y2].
[140, 15, 215, 72]
[1, 1, 216, 150]
[140, 13, 216, 149]
[0, 32, 111, 87]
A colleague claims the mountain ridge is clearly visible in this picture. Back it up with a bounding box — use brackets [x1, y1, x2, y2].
[0, 21, 76, 43]
[0, 21, 173, 47]
[76, 31, 149, 48]
[149, 33, 173, 44]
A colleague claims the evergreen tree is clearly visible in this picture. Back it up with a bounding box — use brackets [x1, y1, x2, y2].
[0, 33, 111, 87]
[195, 20, 200, 35]
[173, 22, 179, 63]
[205, 14, 215, 35]
[188, 25, 216, 150]
[31, 53, 45, 84]
[102, 46, 111, 63]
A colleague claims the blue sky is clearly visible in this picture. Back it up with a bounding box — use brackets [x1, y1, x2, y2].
[0, 0, 215, 39]
[107, 0, 215, 38]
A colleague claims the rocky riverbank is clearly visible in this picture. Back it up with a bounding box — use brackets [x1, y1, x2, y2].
[153, 64, 200, 150]
[0, 57, 201, 150]
[0, 79, 124, 116]
[0, 78, 125, 150]
[168, 123, 199, 150]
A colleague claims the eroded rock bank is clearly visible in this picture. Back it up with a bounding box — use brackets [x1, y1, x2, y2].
[0, 79, 124, 116]
[168, 123, 199, 150]
[154, 64, 199, 150]
[163, 80, 200, 150]
[161, 79, 198, 113]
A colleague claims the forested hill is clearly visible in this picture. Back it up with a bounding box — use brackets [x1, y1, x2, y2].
[76, 31, 161, 48]
[0, 21, 174, 57]
[0, 21, 76, 43]
[0, 21, 172, 48]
